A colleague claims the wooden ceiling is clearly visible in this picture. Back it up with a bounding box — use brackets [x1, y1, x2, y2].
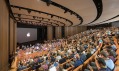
[9, 0, 119, 26]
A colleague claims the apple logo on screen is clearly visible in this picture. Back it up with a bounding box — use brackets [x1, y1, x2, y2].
[26, 32, 30, 37]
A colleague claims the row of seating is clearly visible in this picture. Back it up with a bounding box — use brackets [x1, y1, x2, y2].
[69, 43, 102, 71]
[10, 36, 119, 71]
[59, 48, 89, 68]
[10, 46, 60, 71]
[67, 36, 119, 71]
[59, 46, 91, 71]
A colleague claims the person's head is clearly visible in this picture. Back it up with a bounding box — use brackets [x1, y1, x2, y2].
[105, 46, 113, 51]
[82, 51, 86, 54]
[97, 58, 106, 67]
[75, 54, 80, 60]
[107, 49, 115, 57]
[99, 51, 108, 59]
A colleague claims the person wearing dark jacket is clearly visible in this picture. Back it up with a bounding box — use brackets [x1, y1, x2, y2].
[59, 56, 66, 64]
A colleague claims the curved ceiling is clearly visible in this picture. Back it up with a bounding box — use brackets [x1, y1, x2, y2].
[9, 0, 119, 26]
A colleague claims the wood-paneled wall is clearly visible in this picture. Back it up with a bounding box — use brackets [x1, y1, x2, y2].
[47, 26, 53, 40]
[47, 26, 87, 40]
[65, 26, 87, 37]
[0, 0, 17, 70]
[0, 0, 9, 70]
[10, 18, 17, 54]
[55, 27, 62, 39]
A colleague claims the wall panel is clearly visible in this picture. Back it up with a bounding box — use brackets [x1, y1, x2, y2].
[47, 26, 53, 40]
[0, 0, 9, 70]
[55, 27, 61, 39]
[47, 26, 87, 40]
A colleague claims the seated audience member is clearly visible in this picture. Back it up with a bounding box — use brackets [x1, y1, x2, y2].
[54, 60, 59, 67]
[64, 62, 72, 69]
[32, 63, 39, 70]
[91, 46, 96, 54]
[106, 49, 116, 62]
[80, 46, 85, 52]
[99, 51, 115, 70]
[41, 62, 48, 71]
[84, 43, 88, 49]
[56, 53, 61, 61]
[80, 51, 87, 62]
[50, 56, 56, 62]
[105, 46, 117, 58]
[86, 50, 92, 59]
[49, 62, 54, 69]
[17, 63, 27, 71]
[59, 55, 66, 64]
[38, 56, 43, 63]
[69, 51, 75, 58]
[111, 42, 117, 51]
[65, 57, 75, 69]
[71, 55, 83, 68]
[85, 58, 111, 71]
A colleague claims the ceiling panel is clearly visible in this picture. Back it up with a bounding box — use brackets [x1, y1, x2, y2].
[9, 0, 119, 26]
[90, 0, 119, 25]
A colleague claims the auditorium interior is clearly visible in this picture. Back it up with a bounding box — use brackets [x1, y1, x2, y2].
[1, 0, 119, 71]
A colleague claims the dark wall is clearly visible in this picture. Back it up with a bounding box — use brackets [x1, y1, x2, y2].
[53, 26, 55, 39]
[17, 22, 44, 28]
[61, 26, 65, 38]
[37, 26, 47, 42]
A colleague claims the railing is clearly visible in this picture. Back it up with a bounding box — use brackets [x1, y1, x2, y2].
[72, 43, 103, 71]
